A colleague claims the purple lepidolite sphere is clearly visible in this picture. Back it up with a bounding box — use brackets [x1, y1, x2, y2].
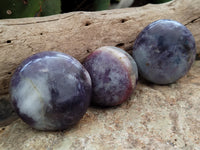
[83, 46, 138, 107]
[10, 51, 92, 131]
[133, 19, 196, 84]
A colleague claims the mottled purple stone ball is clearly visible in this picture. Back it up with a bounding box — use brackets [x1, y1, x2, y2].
[10, 51, 92, 131]
[83, 46, 138, 107]
[133, 19, 196, 84]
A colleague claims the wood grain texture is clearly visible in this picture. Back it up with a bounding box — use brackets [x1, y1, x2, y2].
[0, 0, 200, 95]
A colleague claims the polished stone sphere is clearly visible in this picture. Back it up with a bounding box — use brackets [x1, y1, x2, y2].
[10, 51, 92, 131]
[83, 46, 138, 107]
[133, 19, 196, 84]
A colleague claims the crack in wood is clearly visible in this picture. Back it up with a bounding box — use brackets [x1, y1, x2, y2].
[184, 16, 200, 26]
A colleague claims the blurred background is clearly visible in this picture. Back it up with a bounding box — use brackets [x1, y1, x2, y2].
[0, 0, 171, 19]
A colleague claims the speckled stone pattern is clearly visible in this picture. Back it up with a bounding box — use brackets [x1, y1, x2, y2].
[133, 19, 196, 84]
[83, 46, 138, 106]
[0, 60, 200, 149]
[10, 51, 92, 131]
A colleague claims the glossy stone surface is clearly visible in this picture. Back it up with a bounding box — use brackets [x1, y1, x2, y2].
[83, 46, 138, 107]
[1, 61, 200, 150]
[133, 19, 196, 84]
[10, 51, 92, 131]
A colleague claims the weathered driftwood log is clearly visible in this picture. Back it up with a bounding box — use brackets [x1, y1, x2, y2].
[0, 0, 200, 95]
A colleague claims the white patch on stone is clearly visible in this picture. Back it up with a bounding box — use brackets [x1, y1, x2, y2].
[67, 74, 77, 81]
[84, 69, 92, 86]
[99, 46, 131, 71]
[39, 68, 49, 73]
[13, 75, 52, 128]
[155, 49, 160, 53]
[98, 46, 138, 81]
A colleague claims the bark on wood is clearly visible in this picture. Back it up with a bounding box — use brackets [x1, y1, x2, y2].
[0, 0, 200, 95]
